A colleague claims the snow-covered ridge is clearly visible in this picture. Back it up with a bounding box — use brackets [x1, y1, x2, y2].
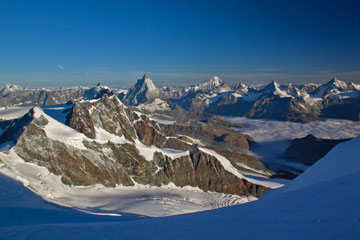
[0, 83, 24, 94]
[31, 107, 191, 161]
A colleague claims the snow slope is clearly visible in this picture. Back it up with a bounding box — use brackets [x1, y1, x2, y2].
[1, 136, 360, 239]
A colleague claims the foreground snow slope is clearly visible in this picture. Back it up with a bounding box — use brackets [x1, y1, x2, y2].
[1, 136, 360, 239]
[0, 173, 142, 227]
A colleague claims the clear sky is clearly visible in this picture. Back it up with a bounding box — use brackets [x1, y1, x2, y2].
[1, 0, 360, 88]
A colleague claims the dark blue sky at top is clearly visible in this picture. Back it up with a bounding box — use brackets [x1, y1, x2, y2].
[0, 0, 360, 88]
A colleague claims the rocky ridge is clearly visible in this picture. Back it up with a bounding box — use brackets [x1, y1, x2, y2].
[0, 95, 271, 198]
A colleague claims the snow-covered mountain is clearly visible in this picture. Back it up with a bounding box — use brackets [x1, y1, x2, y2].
[123, 74, 165, 105]
[122, 74, 172, 114]
[2, 133, 360, 239]
[0, 94, 281, 217]
[0, 83, 24, 95]
[203, 77, 360, 122]
[191, 75, 230, 92]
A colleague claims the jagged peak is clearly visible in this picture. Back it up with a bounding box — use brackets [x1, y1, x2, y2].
[263, 81, 280, 91]
[0, 83, 24, 93]
[208, 75, 224, 86]
[210, 75, 222, 83]
[319, 77, 351, 92]
[326, 77, 346, 87]
[194, 75, 226, 91]
[135, 74, 158, 92]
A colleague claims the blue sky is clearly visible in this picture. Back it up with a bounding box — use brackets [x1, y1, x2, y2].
[1, 0, 360, 88]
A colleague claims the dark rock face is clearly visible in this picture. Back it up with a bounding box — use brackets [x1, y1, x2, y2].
[284, 134, 351, 166]
[134, 148, 268, 198]
[162, 122, 254, 153]
[321, 97, 360, 121]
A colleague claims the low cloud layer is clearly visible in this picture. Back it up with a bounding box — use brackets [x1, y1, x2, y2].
[226, 117, 360, 142]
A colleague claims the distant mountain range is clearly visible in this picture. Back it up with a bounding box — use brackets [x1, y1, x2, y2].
[1, 75, 359, 122]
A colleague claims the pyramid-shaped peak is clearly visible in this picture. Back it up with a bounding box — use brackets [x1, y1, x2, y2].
[324, 77, 348, 89]
[143, 74, 150, 80]
[123, 75, 161, 105]
[263, 81, 280, 91]
[137, 74, 157, 89]
[327, 77, 343, 85]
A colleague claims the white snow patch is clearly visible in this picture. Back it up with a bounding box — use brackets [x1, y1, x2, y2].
[331, 91, 359, 99]
[232, 92, 243, 98]
[137, 98, 171, 112]
[0, 107, 32, 120]
[34, 108, 89, 150]
[134, 139, 191, 161]
[149, 117, 176, 125]
[94, 127, 131, 145]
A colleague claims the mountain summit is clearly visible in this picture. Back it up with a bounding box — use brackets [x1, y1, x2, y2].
[123, 74, 164, 105]
[193, 76, 229, 92]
